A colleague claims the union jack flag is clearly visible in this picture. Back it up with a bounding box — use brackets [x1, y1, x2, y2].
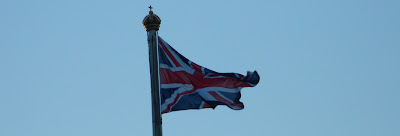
[158, 36, 260, 114]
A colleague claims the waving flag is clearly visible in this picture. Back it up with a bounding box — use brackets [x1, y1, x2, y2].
[158, 36, 260, 114]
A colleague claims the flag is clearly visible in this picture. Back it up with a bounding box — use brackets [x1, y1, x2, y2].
[158, 36, 260, 114]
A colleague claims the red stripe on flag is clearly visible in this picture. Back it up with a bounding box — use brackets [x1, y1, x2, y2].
[158, 38, 182, 67]
[202, 102, 212, 108]
[191, 62, 202, 71]
[159, 69, 253, 88]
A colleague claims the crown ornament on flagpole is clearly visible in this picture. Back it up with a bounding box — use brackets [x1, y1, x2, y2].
[143, 6, 161, 31]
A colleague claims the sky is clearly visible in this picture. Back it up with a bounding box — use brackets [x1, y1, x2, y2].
[1, 0, 399, 136]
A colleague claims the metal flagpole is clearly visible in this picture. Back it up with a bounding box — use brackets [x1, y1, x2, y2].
[143, 6, 162, 136]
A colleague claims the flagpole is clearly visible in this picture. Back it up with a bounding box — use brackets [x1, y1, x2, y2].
[143, 6, 162, 136]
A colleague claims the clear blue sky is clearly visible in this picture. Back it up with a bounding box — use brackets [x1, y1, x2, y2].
[1, 0, 399, 136]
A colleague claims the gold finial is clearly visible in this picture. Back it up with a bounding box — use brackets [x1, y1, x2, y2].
[149, 5, 153, 14]
[143, 6, 161, 31]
